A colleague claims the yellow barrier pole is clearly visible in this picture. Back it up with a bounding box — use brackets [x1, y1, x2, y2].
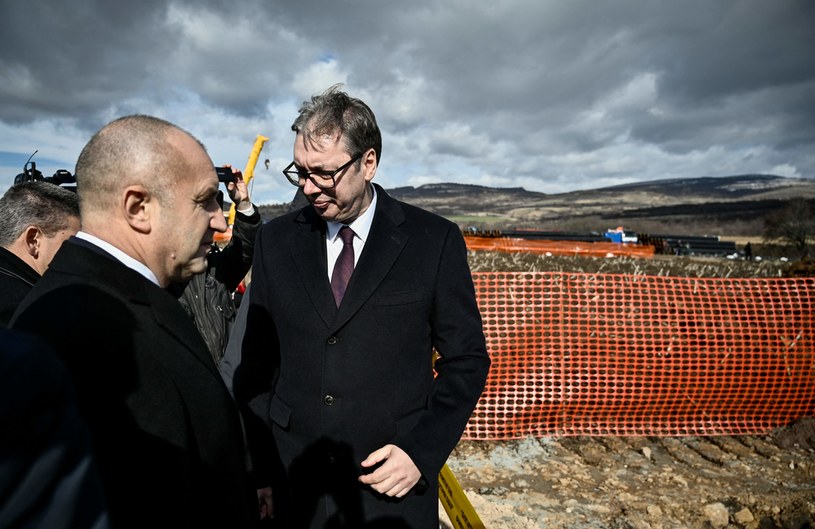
[227, 134, 269, 226]
[439, 463, 486, 529]
[432, 349, 485, 527]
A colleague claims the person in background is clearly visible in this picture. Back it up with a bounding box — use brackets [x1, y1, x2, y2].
[220, 186, 308, 393]
[171, 168, 273, 522]
[175, 168, 260, 367]
[234, 84, 491, 528]
[10, 114, 262, 529]
[0, 181, 79, 326]
[0, 326, 109, 529]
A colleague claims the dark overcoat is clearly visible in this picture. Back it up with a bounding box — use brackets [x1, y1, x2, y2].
[0, 327, 108, 529]
[11, 238, 256, 529]
[236, 184, 490, 529]
[0, 246, 40, 326]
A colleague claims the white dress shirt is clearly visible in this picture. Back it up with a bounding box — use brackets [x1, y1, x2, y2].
[325, 187, 378, 281]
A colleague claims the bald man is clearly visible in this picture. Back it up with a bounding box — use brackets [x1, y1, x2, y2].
[11, 115, 260, 529]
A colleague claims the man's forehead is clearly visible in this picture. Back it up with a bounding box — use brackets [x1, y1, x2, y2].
[300, 129, 343, 151]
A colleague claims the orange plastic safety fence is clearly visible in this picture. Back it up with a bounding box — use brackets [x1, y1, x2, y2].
[463, 272, 815, 440]
[464, 236, 656, 258]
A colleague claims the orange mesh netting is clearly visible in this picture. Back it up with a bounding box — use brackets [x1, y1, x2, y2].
[464, 236, 656, 258]
[462, 272, 815, 440]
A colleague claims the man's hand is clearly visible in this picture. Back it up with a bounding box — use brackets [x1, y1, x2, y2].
[257, 486, 273, 520]
[220, 165, 252, 210]
[358, 444, 421, 497]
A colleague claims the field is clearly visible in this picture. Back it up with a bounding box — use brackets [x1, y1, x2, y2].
[439, 251, 814, 529]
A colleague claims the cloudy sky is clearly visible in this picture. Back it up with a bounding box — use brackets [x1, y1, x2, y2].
[1, 0, 813, 205]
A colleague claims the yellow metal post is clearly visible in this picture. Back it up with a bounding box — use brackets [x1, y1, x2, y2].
[227, 134, 269, 226]
[433, 348, 486, 527]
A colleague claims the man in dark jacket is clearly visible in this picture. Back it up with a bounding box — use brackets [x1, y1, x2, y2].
[0, 181, 79, 326]
[235, 85, 490, 528]
[11, 114, 260, 529]
[176, 172, 260, 366]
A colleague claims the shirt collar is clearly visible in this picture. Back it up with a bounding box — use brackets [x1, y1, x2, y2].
[326, 185, 378, 244]
[75, 231, 161, 286]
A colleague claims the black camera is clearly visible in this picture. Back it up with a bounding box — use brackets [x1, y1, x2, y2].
[216, 166, 235, 184]
[47, 169, 76, 186]
[14, 151, 77, 191]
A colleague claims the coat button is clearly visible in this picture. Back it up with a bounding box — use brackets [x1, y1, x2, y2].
[327, 336, 338, 345]
[324, 395, 335, 406]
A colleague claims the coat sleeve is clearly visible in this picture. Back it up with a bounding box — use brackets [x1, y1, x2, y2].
[212, 207, 261, 292]
[230, 227, 279, 488]
[393, 223, 490, 480]
[219, 283, 251, 395]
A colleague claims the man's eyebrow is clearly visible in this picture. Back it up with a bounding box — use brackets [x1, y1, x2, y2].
[199, 188, 219, 202]
[295, 161, 329, 171]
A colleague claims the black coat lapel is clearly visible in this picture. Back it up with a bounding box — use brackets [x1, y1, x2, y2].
[151, 288, 225, 380]
[331, 185, 407, 330]
[58, 239, 224, 381]
[288, 207, 337, 327]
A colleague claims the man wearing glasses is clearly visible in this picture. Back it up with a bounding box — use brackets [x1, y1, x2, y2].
[235, 84, 490, 528]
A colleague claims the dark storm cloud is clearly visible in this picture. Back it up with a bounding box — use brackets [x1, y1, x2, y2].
[0, 0, 813, 202]
[0, 0, 177, 123]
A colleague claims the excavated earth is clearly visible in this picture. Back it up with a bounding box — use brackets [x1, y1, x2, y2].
[440, 420, 815, 529]
[437, 252, 814, 529]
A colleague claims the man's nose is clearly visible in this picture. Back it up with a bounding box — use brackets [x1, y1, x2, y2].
[302, 177, 322, 196]
[212, 210, 228, 232]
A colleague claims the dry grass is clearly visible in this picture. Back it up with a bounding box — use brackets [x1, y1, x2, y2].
[467, 251, 791, 278]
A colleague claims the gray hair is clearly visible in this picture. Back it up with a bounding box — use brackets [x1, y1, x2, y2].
[291, 83, 382, 165]
[0, 181, 79, 247]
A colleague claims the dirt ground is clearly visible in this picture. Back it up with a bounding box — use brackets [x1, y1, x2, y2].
[435, 252, 814, 528]
[438, 418, 815, 529]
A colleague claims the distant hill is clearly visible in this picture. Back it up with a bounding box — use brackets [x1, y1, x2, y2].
[259, 174, 815, 237]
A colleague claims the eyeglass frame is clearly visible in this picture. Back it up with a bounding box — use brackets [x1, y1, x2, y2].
[282, 152, 363, 190]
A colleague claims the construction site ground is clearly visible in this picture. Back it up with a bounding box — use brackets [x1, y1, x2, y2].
[439, 418, 815, 528]
[437, 252, 814, 528]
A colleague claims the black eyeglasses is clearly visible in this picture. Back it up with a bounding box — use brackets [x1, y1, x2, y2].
[282, 153, 362, 190]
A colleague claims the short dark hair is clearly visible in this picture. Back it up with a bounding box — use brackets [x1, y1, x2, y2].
[291, 83, 382, 165]
[0, 181, 80, 247]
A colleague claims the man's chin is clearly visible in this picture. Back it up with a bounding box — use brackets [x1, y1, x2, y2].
[179, 258, 208, 281]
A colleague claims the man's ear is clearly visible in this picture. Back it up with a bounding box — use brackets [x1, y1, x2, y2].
[362, 148, 378, 183]
[22, 226, 42, 258]
[123, 185, 152, 234]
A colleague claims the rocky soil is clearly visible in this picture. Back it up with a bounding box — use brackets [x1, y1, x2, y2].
[437, 252, 814, 528]
[440, 418, 815, 529]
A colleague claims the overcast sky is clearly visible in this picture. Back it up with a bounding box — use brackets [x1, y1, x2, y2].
[1, 0, 813, 205]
